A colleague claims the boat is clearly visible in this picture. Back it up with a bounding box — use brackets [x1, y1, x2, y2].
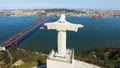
[92, 16, 102, 18]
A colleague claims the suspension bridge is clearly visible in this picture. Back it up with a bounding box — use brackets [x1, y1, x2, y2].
[0, 14, 57, 48]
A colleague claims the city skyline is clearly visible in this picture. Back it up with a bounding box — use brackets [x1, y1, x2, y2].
[0, 0, 120, 10]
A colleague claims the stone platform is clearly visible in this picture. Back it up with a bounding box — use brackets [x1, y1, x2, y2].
[47, 48, 74, 68]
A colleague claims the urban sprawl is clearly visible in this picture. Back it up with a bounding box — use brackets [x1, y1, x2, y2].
[0, 9, 120, 17]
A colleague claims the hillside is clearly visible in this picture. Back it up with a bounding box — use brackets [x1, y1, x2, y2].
[0, 46, 120, 68]
[0, 45, 47, 68]
[75, 48, 120, 68]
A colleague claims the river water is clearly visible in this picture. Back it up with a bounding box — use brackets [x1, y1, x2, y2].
[0, 16, 120, 53]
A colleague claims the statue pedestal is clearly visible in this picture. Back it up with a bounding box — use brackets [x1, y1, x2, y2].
[47, 48, 74, 68]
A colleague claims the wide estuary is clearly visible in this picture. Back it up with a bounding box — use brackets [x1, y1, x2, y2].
[0, 16, 120, 53]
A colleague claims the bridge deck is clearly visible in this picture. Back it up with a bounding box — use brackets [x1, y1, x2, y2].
[0, 15, 55, 47]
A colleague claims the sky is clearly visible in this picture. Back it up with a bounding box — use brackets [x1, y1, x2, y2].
[0, 0, 120, 10]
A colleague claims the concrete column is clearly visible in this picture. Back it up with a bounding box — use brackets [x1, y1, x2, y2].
[57, 31, 66, 56]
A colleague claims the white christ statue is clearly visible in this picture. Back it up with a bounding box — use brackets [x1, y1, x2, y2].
[45, 14, 83, 57]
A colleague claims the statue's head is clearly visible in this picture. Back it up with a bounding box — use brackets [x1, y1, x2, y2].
[59, 14, 66, 23]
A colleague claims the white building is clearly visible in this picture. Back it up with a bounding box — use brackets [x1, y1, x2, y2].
[0, 46, 6, 51]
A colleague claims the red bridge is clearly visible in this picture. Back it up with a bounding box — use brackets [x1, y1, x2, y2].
[0, 15, 56, 47]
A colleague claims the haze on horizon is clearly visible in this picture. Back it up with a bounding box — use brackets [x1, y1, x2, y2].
[0, 0, 120, 10]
